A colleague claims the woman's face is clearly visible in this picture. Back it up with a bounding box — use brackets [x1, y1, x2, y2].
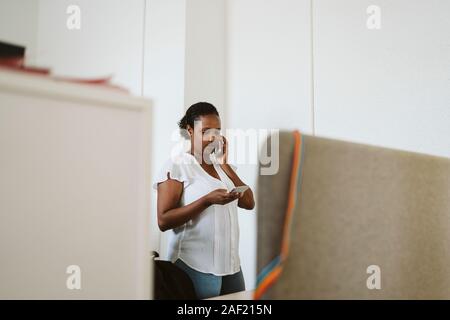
[187, 114, 221, 161]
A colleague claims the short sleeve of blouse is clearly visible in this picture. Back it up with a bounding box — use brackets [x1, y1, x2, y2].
[152, 157, 193, 190]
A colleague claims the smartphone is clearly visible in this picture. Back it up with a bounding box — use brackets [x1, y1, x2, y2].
[229, 185, 249, 194]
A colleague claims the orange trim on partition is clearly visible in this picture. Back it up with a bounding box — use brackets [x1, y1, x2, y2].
[254, 265, 283, 300]
[280, 130, 302, 260]
[254, 130, 303, 300]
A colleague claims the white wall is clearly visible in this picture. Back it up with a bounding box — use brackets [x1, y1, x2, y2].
[0, 0, 146, 95]
[226, 0, 314, 289]
[36, 0, 146, 95]
[313, 0, 450, 158]
[143, 0, 187, 255]
[184, 0, 226, 116]
[0, 0, 39, 65]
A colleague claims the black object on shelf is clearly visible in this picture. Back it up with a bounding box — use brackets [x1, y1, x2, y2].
[0, 41, 25, 58]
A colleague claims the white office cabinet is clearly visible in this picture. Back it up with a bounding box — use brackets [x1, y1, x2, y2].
[0, 69, 152, 299]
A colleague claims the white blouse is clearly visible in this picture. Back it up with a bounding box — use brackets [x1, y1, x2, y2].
[153, 152, 241, 276]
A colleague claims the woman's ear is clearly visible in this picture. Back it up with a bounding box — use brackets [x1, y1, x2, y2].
[186, 125, 193, 137]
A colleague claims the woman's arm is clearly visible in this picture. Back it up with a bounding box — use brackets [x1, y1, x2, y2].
[220, 164, 255, 210]
[156, 175, 240, 231]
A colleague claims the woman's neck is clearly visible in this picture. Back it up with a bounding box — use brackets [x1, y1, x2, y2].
[189, 149, 213, 166]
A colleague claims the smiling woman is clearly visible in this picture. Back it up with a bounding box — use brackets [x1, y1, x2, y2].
[153, 102, 255, 299]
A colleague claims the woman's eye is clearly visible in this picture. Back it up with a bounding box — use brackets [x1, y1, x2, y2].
[201, 129, 221, 140]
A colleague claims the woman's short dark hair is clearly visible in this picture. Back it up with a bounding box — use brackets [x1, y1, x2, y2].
[178, 102, 219, 138]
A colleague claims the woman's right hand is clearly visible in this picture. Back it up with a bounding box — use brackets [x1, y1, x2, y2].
[204, 189, 240, 206]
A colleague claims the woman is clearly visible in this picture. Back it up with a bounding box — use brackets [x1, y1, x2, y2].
[153, 102, 255, 299]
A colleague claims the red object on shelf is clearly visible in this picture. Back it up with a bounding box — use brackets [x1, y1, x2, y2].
[0, 58, 51, 75]
[52, 75, 129, 92]
[0, 42, 129, 92]
[0, 63, 128, 93]
[0, 57, 24, 68]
